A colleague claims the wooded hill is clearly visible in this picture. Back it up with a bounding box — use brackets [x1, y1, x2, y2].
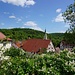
[0, 28, 64, 47]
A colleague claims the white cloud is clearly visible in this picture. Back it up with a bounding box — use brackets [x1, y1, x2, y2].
[56, 8, 61, 13]
[16, 18, 22, 23]
[24, 21, 43, 31]
[31, 26, 43, 31]
[52, 30, 65, 33]
[25, 0, 35, 6]
[9, 15, 16, 19]
[59, 30, 65, 33]
[9, 15, 22, 23]
[21, 26, 25, 28]
[24, 21, 37, 27]
[0, 0, 35, 7]
[54, 13, 64, 22]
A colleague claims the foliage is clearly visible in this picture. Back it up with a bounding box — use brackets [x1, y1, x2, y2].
[0, 28, 64, 47]
[0, 28, 45, 40]
[62, 0, 75, 33]
[4, 47, 25, 57]
[64, 32, 75, 44]
[62, 0, 75, 44]
[0, 48, 75, 75]
[51, 33, 64, 47]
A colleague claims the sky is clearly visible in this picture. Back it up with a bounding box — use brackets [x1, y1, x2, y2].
[0, 0, 74, 33]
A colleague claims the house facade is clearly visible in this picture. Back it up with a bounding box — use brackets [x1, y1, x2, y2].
[60, 40, 75, 50]
[47, 40, 55, 52]
[0, 32, 12, 50]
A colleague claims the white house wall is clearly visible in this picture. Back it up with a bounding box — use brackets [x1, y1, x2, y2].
[47, 41, 55, 52]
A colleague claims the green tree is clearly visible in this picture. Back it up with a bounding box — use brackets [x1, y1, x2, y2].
[63, 0, 75, 33]
[63, 0, 75, 44]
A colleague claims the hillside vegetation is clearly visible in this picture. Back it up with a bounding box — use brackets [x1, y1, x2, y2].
[0, 28, 64, 47]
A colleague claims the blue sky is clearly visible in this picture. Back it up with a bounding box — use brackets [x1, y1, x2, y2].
[0, 0, 74, 33]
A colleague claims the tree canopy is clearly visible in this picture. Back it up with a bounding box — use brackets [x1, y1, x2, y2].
[0, 28, 64, 47]
[63, 0, 75, 44]
[63, 0, 75, 33]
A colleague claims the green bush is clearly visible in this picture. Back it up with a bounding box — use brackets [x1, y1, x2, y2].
[0, 48, 75, 75]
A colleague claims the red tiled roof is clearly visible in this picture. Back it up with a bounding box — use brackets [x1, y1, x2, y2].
[22, 39, 50, 53]
[0, 32, 6, 40]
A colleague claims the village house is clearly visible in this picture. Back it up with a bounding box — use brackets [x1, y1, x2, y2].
[60, 40, 75, 51]
[22, 39, 55, 53]
[0, 32, 12, 50]
[15, 29, 55, 53]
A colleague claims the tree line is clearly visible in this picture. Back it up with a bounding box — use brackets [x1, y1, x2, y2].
[0, 28, 64, 47]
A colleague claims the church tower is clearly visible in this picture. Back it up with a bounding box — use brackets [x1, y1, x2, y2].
[44, 29, 47, 40]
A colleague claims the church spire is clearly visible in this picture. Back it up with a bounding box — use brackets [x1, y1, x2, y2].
[44, 29, 47, 40]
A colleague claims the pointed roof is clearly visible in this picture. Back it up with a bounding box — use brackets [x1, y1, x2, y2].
[22, 39, 50, 53]
[45, 29, 46, 33]
[0, 32, 6, 40]
[44, 29, 47, 40]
